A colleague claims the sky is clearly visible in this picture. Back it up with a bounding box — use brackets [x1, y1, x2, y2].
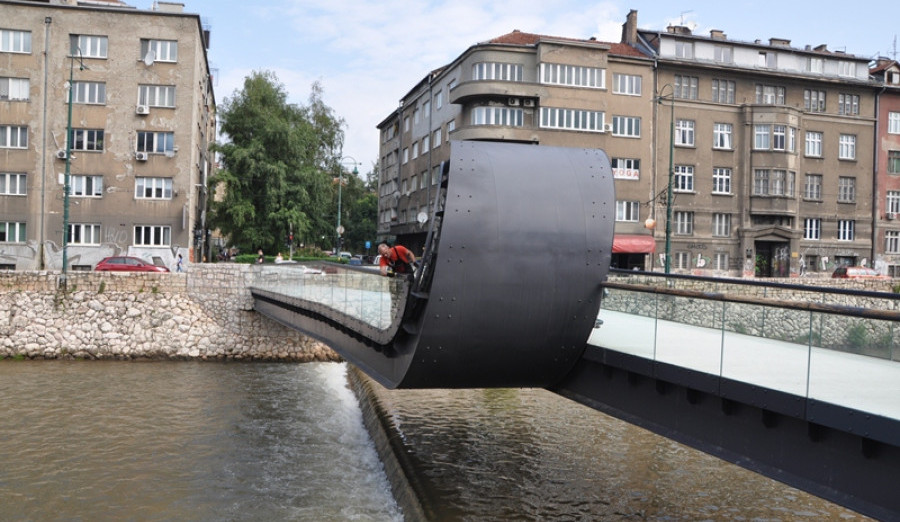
[158, 1, 898, 175]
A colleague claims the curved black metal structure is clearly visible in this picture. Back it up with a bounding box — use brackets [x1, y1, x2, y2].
[253, 141, 615, 389]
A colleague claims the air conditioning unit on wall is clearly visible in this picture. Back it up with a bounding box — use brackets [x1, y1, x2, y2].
[888, 212, 896, 220]
[135, 151, 149, 161]
[56, 149, 67, 159]
[136, 104, 150, 115]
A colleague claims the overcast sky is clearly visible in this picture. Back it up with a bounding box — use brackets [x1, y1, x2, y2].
[169, 1, 898, 175]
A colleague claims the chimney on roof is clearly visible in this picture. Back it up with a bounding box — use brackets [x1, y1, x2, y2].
[814, 44, 828, 52]
[156, 2, 185, 13]
[667, 25, 692, 36]
[709, 29, 726, 40]
[769, 37, 791, 47]
[621, 9, 638, 45]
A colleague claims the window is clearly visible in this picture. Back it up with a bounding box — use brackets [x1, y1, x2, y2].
[838, 94, 859, 115]
[0, 221, 25, 243]
[673, 75, 698, 99]
[804, 89, 825, 112]
[714, 45, 732, 63]
[804, 218, 821, 240]
[755, 169, 794, 196]
[772, 125, 786, 151]
[0, 77, 29, 101]
[889, 113, 900, 134]
[0, 172, 26, 195]
[674, 165, 694, 192]
[446, 120, 455, 141]
[675, 120, 694, 146]
[886, 231, 900, 254]
[611, 116, 640, 137]
[755, 84, 785, 105]
[838, 61, 856, 77]
[753, 169, 768, 195]
[711, 79, 735, 103]
[713, 213, 731, 237]
[540, 107, 605, 132]
[808, 57, 824, 73]
[471, 106, 523, 127]
[713, 123, 732, 149]
[70, 34, 107, 59]
[433, 128, 441, 147]
[889, 151, 900, 174]
[73, 81, 105, 104]
[838, 177, 856, 203]
[712, 167, 732, 194]
[413, 107, 420, 124]
[540, 63, 605, 88]
[612, 73, 641, 95]
[674, 211, 693, 235]
[412, 142, 418, 159]
[714, 253, 729, 270]
[0, 125, 27, 148]
[474, 62, 523, 82]
[838, 135, 856, 160]
[140, 39, 177, 62]
[135, 177, 173, 199]
[432, 165, 440, 186]
[435, 89, 442, 110]
[423, 99, 430, 116]
[804, 174, 822, 200]
[68, 224, 100, 245]
[615, 201, 640, 222]
[134, 225, 171, 247]
[754, 125, 770, 150]
[805, 131, 823, 157]
[136, 131, 174, 154]
[0, 29, 31, 53]
[138, 85, 175, 107]
[675, 41, 693, 59]
[403, 116, 409, 132]
[611, 158, 640, 180]
[69, 175, 103, 197]
[887, 191, 900, 213]
[69, 129, 104, 151]
[674, 252, 690, 269]
[837, 220, 855, 241]
[758, 51, 776, 68]
[402, 148, 408, 164]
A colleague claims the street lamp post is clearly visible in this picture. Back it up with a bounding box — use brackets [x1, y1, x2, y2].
[61, 47, 86, 287]
[657, 85, 676, 274]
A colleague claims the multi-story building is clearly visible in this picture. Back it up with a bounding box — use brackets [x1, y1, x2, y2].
[870, 58, 900, 275]
[0, 0, 215, 271]
[378, 10, 882, 277]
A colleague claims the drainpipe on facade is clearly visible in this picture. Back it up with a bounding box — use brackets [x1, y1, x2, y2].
[873, 85, 886, 270]
[40, 16, 52, 270]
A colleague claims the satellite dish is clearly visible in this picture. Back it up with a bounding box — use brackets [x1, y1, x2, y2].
[142, 50, 156, 66]
[416, 212, 428, 224]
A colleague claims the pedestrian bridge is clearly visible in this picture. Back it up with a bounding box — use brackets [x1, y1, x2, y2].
[249, 142, 899, 519]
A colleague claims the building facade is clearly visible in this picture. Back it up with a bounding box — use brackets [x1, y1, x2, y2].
[378, 10, 886, 278]
[0, 0, 215, 271]
[870, 58, 900, 275]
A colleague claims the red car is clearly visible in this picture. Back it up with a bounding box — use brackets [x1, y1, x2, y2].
[95, 256, 170, 272]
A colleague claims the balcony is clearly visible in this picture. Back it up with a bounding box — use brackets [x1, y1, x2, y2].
[449, 80, 540, 104]
[749, 196, 799, 215]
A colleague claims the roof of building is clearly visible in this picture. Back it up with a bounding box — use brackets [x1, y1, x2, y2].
[484, 30, 648, 59]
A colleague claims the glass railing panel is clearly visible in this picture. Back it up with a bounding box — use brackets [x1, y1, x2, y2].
[591, 287, 657, 359]
[721, 301, 811, 396]
[654, 294, 723, 375]
[808, 312, 900, 420]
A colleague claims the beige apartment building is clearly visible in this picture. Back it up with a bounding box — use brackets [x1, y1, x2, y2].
[0, 0, 215, 271]
[378, 10, 883, 278]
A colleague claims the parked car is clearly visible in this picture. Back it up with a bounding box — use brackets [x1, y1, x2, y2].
[831, 266, 887, 279]
[95, 256, 170, 273]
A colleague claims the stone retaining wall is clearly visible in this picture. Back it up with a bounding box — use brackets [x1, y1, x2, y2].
[0, 265, 339, 361]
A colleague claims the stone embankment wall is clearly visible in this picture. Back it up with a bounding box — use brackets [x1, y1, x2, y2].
[0, 265, 339, 361]
[604, 274, 900, 359]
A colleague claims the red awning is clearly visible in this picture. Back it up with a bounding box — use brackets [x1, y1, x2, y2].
[612, 234, 656, 254]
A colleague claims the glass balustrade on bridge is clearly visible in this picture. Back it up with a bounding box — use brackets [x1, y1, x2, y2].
[590, 276, 900, 424]
[251, 262, 407, 333]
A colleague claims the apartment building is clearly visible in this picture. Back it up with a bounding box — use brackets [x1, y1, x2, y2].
[0, 0, 215, 271]
[870, 58, 900, 275]
[378, 10, 883, 277]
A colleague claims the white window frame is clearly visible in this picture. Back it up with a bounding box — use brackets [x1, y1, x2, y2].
[838, 177, 856, 203]
[804, 218, 821, 240]
[69, 128, 104, 152]
[754, 125, 770, 150]
[615, 201, 640, 222]
[886, 231, 900, 254]
[539, 63, 604, 88]
[674, 251, 690, 269]
[135, 177, 173, 200]
[674, 211, 693, 235]
[1, 29, 31, 53]
[675, 41, 693, 59]
[805, 174, 823, 200]
[136, 131, 174, 154]
[673, 75, 698, 99]
[838, 93, 859, 115]
[711, 79, 735, 104]
[611, 116, 640, 137]
[772, 125, 786, 151]
[73, 81, 105, 105]
[540, 107, 605, 132]
[471, 106, 523, 127]
[0, 172, 26, 195]
[134, 225, 171, 247]
[70, 34, 107, 59]
[69, 174, 103, 198]
[714, 46, 732, 63]
[837, 220, 855, 241]
[804, 89, 826, 112]
[674, 165, 694, 192]
[889, 113, 900, 135]
[138, 85, 175, 108]
[755, 84, 785, 105]
[611, 158, 640, 181]
[0, 125, 27, 149]
[140, 39, 178, 62]
[612, 73, 641, 95]
[713, 123, 732, 149]
[887, 190, 900, 213]
[68, 223, 100, 245]
[712, 167, 731, 194]
[805, 131, 823, 157]
[0, 77, 29, 101]
[839, 135, 856, 160]
[474, 62, 523, 82]
[675, 119, 695, 146]
[713, 213, 731, 237]
[0, 221, 26, 243]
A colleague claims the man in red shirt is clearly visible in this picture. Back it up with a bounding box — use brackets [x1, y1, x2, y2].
[378, 242, 416, 277]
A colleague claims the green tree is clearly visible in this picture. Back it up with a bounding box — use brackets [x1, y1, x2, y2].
[335, 165, 378, 254]
[209, 71, 343, 255]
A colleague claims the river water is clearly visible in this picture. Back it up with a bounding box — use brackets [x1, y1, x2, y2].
[0, 361, 866, 521]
